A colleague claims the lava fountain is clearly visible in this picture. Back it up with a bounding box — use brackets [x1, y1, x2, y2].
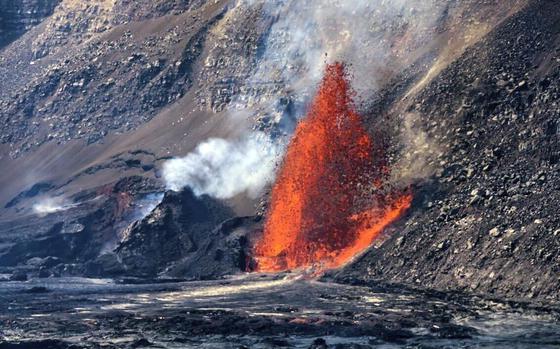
[254, 63, 412, 272]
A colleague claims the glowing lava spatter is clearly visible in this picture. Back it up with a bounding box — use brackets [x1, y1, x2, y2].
[254, 63, 412, 272]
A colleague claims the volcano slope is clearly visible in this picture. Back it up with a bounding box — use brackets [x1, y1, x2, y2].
[334, 0, 560, 302]
[0, 0, 265, 279]
[0, 0, 559, 306]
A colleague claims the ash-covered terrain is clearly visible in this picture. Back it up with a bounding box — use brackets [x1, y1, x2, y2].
[1, 0, 560, 347]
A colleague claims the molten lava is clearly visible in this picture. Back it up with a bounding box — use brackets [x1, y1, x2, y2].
[254, 63, 412, 272]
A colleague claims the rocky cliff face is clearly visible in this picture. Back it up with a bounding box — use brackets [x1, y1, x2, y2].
[0, 0, 229, 158]
[0, 0, 60, 48]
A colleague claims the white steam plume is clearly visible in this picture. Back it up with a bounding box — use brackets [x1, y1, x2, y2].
[163, 132, 282, 199]
[32, 196, 76, 217]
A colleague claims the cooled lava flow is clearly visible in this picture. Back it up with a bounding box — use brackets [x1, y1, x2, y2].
[254, 63, 412, 272]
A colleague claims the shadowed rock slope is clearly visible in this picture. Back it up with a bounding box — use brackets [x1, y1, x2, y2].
[0, 0, 61, 49]
[115, 188, 261, 279]
[335, 0, 560, 302]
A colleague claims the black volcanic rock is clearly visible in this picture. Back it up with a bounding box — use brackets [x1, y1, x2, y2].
[0, 199, 118, 268]
[4, 182, 54, 208]
[335, 0, 560, 302]
[164, 215, 263, 279]
[9, 270, 27, 282]
[115, 188, 260, 278]
[0, 176, 163, 276]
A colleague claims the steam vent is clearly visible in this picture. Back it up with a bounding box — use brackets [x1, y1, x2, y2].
[1, 1, 560, 348]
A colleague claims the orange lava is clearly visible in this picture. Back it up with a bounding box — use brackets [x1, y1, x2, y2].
[254, 63, 412, 272]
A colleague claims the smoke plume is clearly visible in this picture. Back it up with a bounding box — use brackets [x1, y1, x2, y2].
[236, 0, 446, 124]
[164, 0, 446, 199]
[163, 132, 282, 199]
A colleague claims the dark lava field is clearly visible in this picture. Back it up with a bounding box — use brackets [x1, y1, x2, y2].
[1, 275, 560, 348]
[1, 0, 560, 348]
